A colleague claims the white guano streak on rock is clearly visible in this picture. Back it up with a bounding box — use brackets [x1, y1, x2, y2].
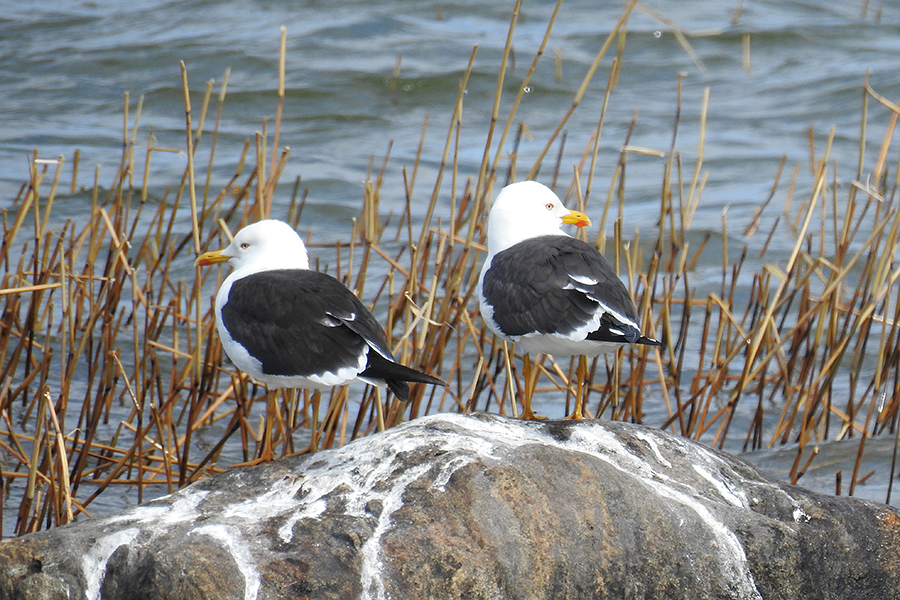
[430, 454, 478, 491]
[223, 479, 310, 527]
[633, 430, 673, 468]
[83, 527, 140, 600]
[359, 463, 433, 600]
[190, 524, 260, 600]
[647, 480, 762, 600]
[564, 426, 762, 600]
[81, 489, 212, 600]
[217, 419, 505, 599]
[245, 421, 507, 544]
[212, 415, 763, 600]
[428, 417, 762, 600]
[693, 464, 748, 507]
[218, 416, 516, 598]
[104, 488, 210, 527]
[654, 432, 808, 524]
[666, 435, 758, 507]
[268, 418, 514, 599]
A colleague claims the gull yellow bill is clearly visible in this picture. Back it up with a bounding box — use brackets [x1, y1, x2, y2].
[195, 249, 230, 266]
[561, 209, 592, 228]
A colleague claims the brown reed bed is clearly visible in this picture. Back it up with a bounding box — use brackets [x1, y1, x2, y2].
[3, 4, 900, 537]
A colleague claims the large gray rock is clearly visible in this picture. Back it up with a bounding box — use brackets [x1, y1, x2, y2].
[1, 413, 898, 600]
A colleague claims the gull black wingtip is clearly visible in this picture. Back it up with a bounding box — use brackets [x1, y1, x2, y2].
[638, 335, 663, 348]
[386, 371, 447, 403]
[416, 371, 448, 388]
[636, 331, 665, 351]
[361, 351, 447, 402]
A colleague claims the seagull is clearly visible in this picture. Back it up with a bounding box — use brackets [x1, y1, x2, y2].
[196, 219, 445, 457]
[477, 181, 661, 419]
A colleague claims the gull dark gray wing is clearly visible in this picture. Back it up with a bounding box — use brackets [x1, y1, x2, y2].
[222, 269, 445, 400]
[482, 235, 658, 346]
[221, 270, 375, 380]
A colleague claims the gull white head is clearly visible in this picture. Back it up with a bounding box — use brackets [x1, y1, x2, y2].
[485, 181, 592, 256]
[195, 219, 310, 277]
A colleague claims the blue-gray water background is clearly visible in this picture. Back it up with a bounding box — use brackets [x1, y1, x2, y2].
[2, 0, 900, 532]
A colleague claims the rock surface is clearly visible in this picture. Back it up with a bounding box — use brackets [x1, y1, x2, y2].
[1, 413, 898, 600]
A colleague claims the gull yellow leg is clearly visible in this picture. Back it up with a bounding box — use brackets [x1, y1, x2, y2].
[283, 388, 298, 456]
[374, 387, 386, 432]
[521, 353, 547, 421]
[260, 389, 277, 461]
[237, 389, 277, 466]
[502, 341, 518, 418]
[565, 355, 588, 419]
[308, 389, 322, 453]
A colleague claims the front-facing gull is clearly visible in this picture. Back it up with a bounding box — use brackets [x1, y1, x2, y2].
[196, 219, 445, 457]
[478, 180, 661, 419]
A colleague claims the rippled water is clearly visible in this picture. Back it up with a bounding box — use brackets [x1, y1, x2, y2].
[5, 1, 897, 219]
[2, 0, 900, 527]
